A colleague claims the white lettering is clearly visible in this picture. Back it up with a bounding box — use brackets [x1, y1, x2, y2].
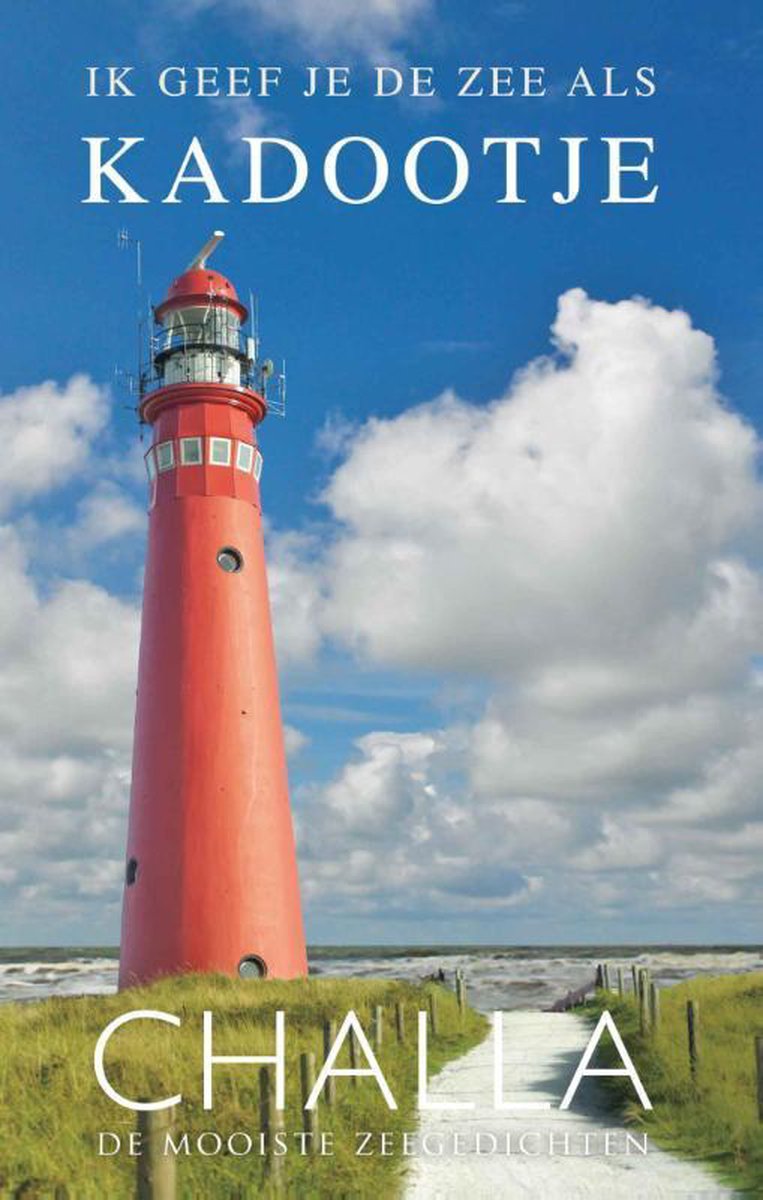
[202, 1009, 285, 1110]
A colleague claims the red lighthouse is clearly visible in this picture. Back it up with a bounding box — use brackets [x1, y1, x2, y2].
[119, 232, 307, 987]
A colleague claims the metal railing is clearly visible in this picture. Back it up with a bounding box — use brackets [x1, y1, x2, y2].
[152, 322, 245, 361]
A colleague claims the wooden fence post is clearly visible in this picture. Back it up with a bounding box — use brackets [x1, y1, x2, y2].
[602, 963, 611, 991]
[649, 982, 660, 1032]
[617, 967, 624, 997]
[300, 1052, 318, 1152]
[456, 976, 466, 1013]
[137, 1105, 176, 1200]
[395, 1001, 405, 1044]
[639, 972, 650, 1034]
[259, 1065, 284, 1188]
[323, 1020, 336, 1106]
[631, 964, 639, 996]
[349, 1025, 359, 1086]
[687, 1000, 699, 1077]
[755, 1036, 763, 1122]
[595, 963, 603, 989]
[373, 1005, 383, 1050]
[429, 992, 439, 1037]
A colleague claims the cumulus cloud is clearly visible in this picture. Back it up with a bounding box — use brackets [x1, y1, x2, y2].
[297, 730, 545, 917]
[0, 524, 139, 939]
[66, 482, 146, 554]
[293, 291, 763, 933]
[320, 290, 761, 679]
[0, 374, 143, 938]
[0, 376, 109, 514]
[267, 528, 326, 665]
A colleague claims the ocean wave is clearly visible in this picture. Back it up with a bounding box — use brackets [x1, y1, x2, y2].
[1, 948, 761, 1011]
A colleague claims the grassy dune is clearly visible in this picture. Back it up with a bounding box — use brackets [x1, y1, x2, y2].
[589, 971, 763, 1194]
[0, 974, 487, 1198]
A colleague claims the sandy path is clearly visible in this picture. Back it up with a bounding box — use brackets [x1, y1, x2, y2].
[404, 1011, 735, 1199]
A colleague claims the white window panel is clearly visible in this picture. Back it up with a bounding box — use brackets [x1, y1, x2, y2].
[236, 442, 254, 473]
[156, 441, 175, 472]
[209, 437, 232, 466]
[163, 350, 241, 387]
[180, 436, 203, 466]
[145, 448, 157, 481]
[253, 450, 263, 482]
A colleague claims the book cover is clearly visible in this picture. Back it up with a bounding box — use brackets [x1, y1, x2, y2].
[0, 1, 761, 1196]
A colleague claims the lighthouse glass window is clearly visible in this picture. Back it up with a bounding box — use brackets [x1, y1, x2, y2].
[253, 450, 263, 482]
[180, 437, 203, 466]
[209, 437, 232, 466]
[236, 442, 254, 473]
[155, 441, 175, 472]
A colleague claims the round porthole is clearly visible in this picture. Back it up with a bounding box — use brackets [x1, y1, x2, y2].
[126, 857, 138, 886]
[217, 546, 243, 573]
[238, 955, 268, 980]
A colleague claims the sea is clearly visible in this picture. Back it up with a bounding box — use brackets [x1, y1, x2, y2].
[1, 945, 761, 1012]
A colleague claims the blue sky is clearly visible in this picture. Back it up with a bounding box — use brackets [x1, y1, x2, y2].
[1, 0, 762, 945]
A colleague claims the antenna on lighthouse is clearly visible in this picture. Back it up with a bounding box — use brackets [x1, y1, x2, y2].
[187, 230, 225, 271]
[116, 229, 146, 410]
[117, 228, 143, 288]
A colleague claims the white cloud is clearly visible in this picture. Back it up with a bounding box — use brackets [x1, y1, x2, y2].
[319, 290, 761, 680]
[315, 412, 359, 460]
[211, 96, 278, 153]
[0, 374, 140, 938]
[66, 481, 146, 553]
[284, 724, 309, 757]
[291, 291, 763, 932]
[0, 376, 109, 514]
[267, 528, 325, 665]
[320, 730, 439, 829]
[0, 523, 138, 937]
[298, 729, 544, 916]
[175, 0, 433, 58]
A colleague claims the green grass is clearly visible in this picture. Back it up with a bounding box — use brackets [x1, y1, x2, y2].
[0, 974, 487, 1198]
[588, 971, 763, 1194]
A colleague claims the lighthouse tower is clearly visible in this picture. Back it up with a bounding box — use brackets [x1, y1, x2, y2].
[119, 232, 307, 988]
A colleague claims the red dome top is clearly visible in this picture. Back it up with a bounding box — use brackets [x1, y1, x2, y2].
[155, 268, 248, 323]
